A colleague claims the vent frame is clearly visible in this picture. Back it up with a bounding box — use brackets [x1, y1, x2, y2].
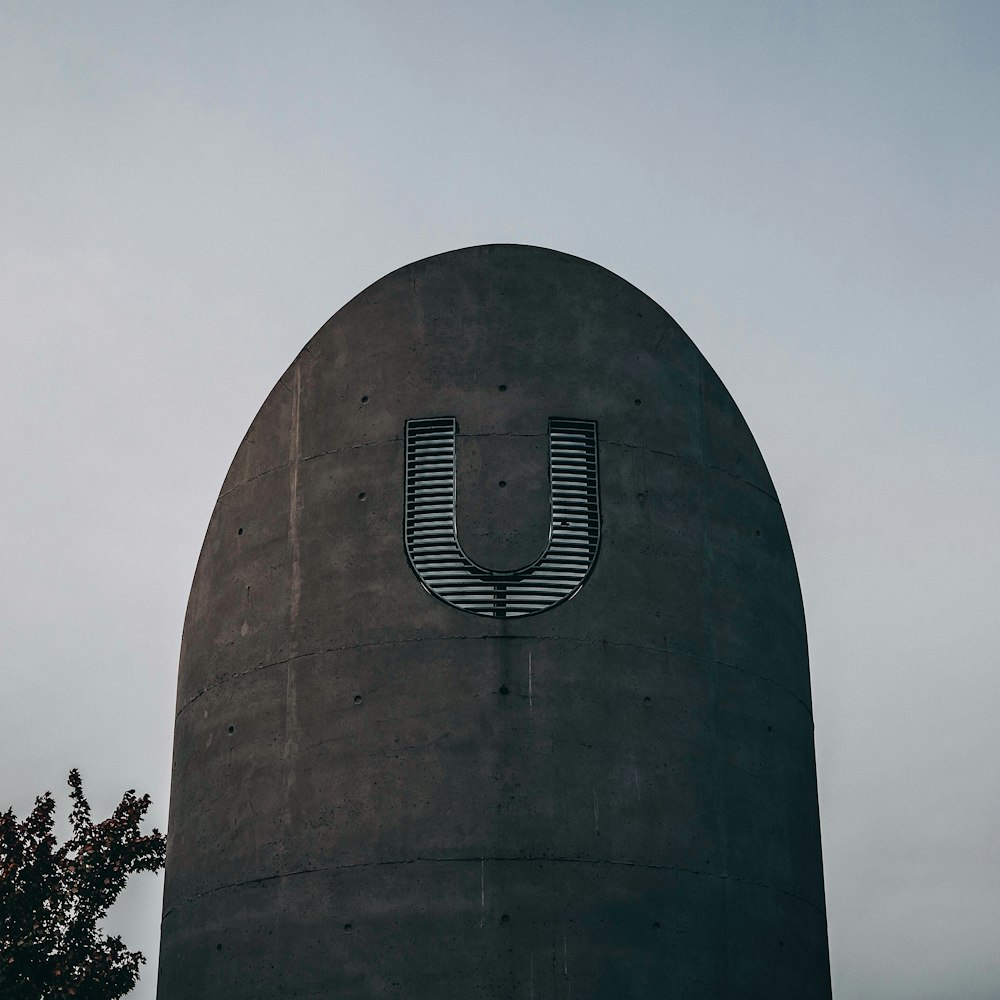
[404, 416, 602, 618]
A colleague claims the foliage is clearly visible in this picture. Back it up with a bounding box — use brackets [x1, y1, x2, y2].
[0, 770, 166, 999]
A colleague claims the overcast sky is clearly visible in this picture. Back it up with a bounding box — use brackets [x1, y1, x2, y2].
[2, 3, 998, 998]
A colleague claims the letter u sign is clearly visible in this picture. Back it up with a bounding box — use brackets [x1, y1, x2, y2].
[404, 417, 601, 618]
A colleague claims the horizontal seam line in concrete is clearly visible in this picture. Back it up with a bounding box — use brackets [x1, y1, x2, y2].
[176, 636, 812, 720]
[176, 635, 684, 715]
[216, 437, 403, 500]
[163, 856, 826, 920]
[215, 437, 777, 503]
[217, 462, 288, 501]
[602, 439, 779, 502]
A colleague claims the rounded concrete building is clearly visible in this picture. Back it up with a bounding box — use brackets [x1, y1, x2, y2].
[157, 245, 831, 998]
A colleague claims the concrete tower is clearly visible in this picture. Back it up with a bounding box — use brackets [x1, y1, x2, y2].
[157, 245, 831, 998]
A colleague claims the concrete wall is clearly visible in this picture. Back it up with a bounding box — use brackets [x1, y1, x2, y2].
[157, 245, 831, 998]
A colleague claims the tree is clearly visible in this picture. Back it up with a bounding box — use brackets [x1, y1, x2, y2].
[0, 770, 166, 999]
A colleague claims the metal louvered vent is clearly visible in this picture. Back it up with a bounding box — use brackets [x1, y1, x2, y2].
[404, 417, 601, 618]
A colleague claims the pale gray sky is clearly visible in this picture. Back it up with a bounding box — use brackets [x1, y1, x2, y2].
[2, 3, 998, 997]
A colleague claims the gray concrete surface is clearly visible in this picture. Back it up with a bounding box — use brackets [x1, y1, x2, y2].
[157, 245, 831, 998]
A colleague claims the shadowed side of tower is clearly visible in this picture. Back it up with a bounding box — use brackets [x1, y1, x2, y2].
[157, 245, 831, 998]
